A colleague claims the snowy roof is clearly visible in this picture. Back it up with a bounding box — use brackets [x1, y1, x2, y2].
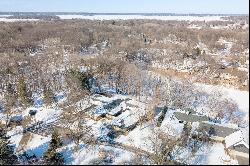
[228, 140, 249, 154]
[111, 109, 140, 128]
[225, 130, 244, 148]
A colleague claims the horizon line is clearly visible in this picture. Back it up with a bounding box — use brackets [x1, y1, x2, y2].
[0, 11, 248, 15]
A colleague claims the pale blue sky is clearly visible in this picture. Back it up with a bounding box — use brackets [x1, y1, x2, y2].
[0, 0, 248, 14]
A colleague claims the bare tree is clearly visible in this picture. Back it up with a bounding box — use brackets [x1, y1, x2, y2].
[60, 105, 93, 151]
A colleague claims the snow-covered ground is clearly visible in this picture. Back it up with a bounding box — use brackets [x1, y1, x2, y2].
[173, 142, 238, 165]
[6, 127, 51, 158]
[7, 126, 24, 151]
[1, 77, 248, 164]
[187, 24, 203, 29]
[2, 90, 248, 164]
[206, 143, 238, 165]
[62, 143, 137, 165]
[23, 106, 63, 123]
[116, 122, 156, 153]
[57, 15, 225, 22]
[194, 83, 249, 122]
[23, 134, 51, 158]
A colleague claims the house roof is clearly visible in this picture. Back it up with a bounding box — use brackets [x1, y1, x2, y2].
[225, 130, 244, 148]
[228, 140, 249, 154]
[173, 111, 237, 138]
[174, 111, 209, 122]
[199, 122, 237, 138]
[154, 106, 168, 117]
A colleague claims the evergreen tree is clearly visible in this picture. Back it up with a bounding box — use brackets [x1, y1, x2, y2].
[0, 127, 18, 165]
[43, 129, 64, 165]
[43, 86, 54, 105]
[17, 79, 32, 106]
[181, 122, 192, 146]
[195, 47, 201, 56]
[6, 83, 15, 95]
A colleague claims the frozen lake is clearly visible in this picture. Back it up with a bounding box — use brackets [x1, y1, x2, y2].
[57, 14, 226, 21]
[0, 17, 39, 22]
[0, 14, 228, 22]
